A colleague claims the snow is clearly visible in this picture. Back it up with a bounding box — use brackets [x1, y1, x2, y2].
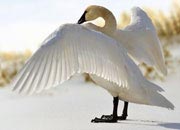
[0, 52, 180, 130]
[0, 69, 180, 130]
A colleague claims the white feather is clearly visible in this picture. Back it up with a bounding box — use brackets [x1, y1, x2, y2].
[121, 7, 167, 75]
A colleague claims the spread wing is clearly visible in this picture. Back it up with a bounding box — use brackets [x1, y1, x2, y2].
[11, 24, 129, 94]
[121, 7, 167, 75]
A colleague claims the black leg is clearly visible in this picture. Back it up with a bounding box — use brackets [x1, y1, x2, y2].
[101, 101, 128, 120]
[91, 97, 119, 123]
[118, 101, 128, 120]
[113, 97, 119, 118]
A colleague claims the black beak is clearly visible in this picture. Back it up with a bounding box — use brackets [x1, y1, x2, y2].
[77, 11, 87, 24]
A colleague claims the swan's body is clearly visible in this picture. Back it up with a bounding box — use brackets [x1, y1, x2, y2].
[79, 6, 167, 75]
[12, 23, 173, 122]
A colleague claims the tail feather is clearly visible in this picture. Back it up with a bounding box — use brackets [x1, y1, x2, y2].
[147, 89, 174, 110]
[142, 79, 174, 110]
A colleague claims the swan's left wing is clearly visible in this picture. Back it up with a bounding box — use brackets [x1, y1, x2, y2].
[122, 7, 167, 75]
[11, 24, 129, 94]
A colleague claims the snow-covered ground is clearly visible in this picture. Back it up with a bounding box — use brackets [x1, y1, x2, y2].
[0, 69, 179, 130]
[0, 46, 180, 130]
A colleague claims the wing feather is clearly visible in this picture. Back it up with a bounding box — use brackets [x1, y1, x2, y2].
[14, 53, 39, 92]
[120, 7, 167, 75]
[36, 48, 52, 93]
[12, 24, 130, 94]
[27, 50, 47, 93]
[45, 44, 57, 89]
[41, 45, 54, 89]
[19, 55, 40, 93]
[54, 48, 61, 85]
[51, 43, 59, 87]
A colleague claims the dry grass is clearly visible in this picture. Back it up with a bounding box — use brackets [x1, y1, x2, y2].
[0, 50, 31, 86]
[118, 0, 180, 40]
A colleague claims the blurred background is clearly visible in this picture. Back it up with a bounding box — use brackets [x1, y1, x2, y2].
[0, 0, 180, 86]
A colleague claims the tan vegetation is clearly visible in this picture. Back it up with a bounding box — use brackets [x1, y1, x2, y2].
[0, 50, 31, 86]
[118, 0, 180, 39]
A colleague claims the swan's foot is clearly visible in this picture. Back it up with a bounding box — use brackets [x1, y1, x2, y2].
[118, 114, 127, 120]
[91, 115, 118, 123]
[101, 114, 127, 120]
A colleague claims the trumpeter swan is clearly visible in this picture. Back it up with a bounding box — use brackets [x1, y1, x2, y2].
[11, 24, 173, 123]
[78, 5, 168, 121]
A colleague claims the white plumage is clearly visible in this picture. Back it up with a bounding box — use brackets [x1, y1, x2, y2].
[12, 24, 127, 94]
[119, 7, 167, 75]
[11, 23, 174, 109]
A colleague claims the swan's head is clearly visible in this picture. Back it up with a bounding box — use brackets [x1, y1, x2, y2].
[78, 5, 104, 24]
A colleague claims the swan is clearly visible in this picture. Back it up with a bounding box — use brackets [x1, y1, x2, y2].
[77, 5, 168, 121]
[11, 23, 174, 123]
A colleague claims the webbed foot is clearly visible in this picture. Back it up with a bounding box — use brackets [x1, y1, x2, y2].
[91, 115, 118, 123]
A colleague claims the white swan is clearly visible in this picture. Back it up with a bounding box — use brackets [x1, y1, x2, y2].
[11, 23, 174, 123]
[78, 5, 167, 76]
[77, 5, 168, 122]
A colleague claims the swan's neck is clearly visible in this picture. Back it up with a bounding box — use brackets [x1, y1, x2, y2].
[101, 9, 117, 33]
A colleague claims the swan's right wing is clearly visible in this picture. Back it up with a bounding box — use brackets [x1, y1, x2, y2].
[124, 7, 156, 31]
[11, 24, 129, 94]
[121, 7, 167, 75]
